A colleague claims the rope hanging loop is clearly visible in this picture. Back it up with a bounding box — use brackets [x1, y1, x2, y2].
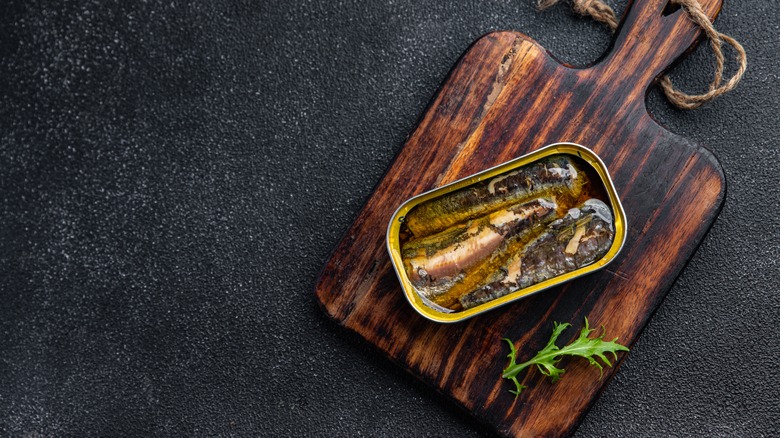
[537, 0, 747, 109]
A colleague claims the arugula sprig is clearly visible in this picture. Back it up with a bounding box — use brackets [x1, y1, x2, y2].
[501, 318, 629, 397]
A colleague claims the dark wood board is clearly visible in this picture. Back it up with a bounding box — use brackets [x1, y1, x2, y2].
[315, 0, 725, 436]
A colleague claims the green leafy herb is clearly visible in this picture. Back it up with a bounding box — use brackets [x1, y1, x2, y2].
[501, 318, 629, 397]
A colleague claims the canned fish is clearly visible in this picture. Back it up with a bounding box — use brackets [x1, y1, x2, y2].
[386, 143, 627, 323]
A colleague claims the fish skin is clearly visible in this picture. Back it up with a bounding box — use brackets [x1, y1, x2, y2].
[429, 206, 558, 309]
[459, 199, 614, 310]
[403, 198, 558, 299]
[404, 155, 586, 238]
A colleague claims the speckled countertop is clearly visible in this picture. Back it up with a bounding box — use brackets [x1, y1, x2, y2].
[1, 0, 778, 436]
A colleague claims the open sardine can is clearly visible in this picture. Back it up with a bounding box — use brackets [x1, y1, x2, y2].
[386, 143, 627, 323]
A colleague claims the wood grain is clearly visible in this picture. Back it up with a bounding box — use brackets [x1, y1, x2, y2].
[315, 0, 726, 436]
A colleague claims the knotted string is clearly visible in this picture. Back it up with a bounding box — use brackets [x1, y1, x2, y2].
[537, 0, 747, 109]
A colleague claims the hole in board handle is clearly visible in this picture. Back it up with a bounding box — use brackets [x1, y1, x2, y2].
[662, 1, 682, 16]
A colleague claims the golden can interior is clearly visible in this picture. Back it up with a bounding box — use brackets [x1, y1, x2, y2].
[388, 146, 624, 320]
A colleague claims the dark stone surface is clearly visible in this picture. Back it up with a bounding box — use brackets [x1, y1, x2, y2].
[1, 0, 777, 436]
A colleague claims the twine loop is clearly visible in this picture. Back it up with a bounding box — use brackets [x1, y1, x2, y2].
[538, 0, 747, 109]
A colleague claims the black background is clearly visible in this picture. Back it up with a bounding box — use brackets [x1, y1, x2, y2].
[1, 0, 778, 436]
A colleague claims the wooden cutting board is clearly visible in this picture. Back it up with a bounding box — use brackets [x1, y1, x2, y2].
[315, 0, 725, 436]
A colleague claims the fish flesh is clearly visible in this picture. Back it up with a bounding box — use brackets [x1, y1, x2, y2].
[428, 208, 557, 309]
[404, 155, 587, 238]
[403, 198, 558, 299]
[459, 199, 615, 310]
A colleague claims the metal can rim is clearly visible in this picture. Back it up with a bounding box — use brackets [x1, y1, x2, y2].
[386, 142, 628, 323]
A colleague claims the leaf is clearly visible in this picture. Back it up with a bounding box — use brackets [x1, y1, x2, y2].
[501, 318, 629, 398]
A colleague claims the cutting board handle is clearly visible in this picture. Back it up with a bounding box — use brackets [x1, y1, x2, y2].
[591, 0, 723, 92]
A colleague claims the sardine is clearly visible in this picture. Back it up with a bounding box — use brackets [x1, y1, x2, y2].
[428, 209, 556, 309]
[404, 155, 587, 238]
[403, 198, 558, 299]
[459, 199, 614, 309]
